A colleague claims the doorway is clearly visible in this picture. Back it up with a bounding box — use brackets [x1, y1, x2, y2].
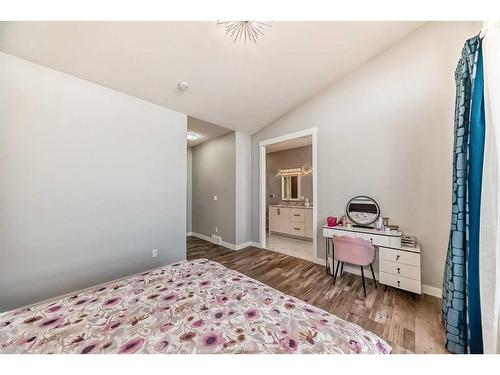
[259, 128, 318, 263]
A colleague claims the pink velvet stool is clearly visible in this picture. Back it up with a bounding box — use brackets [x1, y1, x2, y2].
[332, 235, 377, 297]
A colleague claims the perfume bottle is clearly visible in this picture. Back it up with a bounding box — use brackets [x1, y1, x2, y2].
[376, 217, 384, 231]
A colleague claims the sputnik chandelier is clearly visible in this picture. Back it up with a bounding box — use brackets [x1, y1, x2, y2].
[217, 21, 271, 44]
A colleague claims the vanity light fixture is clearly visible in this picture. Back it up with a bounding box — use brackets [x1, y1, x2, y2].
[276, 168, 303, 177]
[276, 167, 313, 177]
[302, 167, 313, 176]
[187, 132, 198, 140]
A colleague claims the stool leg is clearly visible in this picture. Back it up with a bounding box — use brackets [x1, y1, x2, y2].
[360, 266, 366, 297]
[340, 262, 344, 276]
[370, 263, 377, 288]
[333, 261, 341, 285]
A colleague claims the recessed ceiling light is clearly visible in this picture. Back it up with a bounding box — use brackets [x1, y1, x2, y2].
[187, 132, 198, 140]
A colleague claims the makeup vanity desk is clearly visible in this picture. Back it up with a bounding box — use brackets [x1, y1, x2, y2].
[322, 225, 422, 294]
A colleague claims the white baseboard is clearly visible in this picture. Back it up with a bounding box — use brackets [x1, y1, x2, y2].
[186, 232, 193, 236]
[422, 284, 442, 298]
[221, 240, 236, 250]
[189, 232, 259, 251]
[190, 232, 213, 243]
[222, 240, 261, 250]
[234, 241, 261, 250]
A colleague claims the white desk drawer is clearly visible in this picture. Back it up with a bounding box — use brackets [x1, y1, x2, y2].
[289, 222, 305, 236]
[290, 209, 305, 223]
[379, 247, 420, 267]
[322, 228, 333, 238]
[355, 232, 390, 247]
[379, 272, 421, 294]
[379, 260, 421, 280]
[323, 228, 356, 239]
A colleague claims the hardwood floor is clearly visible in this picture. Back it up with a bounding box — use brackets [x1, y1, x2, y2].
[187, 236, 448, 354]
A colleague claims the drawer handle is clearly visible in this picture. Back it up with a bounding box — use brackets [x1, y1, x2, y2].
[294, 214, 300, 217]
[397, 280, 400, 286]
[294, 227, 301, 230]
[396, 255, 400, 260]
[397, 267, 400, 274]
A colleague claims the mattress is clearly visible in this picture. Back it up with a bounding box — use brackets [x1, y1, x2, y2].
[0, 258, 391, 354]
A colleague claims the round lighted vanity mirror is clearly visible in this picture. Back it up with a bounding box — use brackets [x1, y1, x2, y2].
[346, 195, 380, 226]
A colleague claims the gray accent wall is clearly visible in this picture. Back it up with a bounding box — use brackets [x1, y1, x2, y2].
[0, 52, 187, 312]
[250, 22, 480, 289]
[266, 145, 313, 206]
[192, 132, 236, 244]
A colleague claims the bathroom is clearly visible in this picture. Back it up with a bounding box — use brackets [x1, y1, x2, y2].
[265, 135, 314, 261]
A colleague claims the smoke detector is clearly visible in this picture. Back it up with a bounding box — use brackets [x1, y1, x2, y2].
[178, 81, 189, 91]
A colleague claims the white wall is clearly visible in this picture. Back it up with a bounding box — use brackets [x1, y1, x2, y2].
[250, 22, 480, 290]
[0, 52, 187, 312]
[187, 147, 193, 233]
[235, 132, 252, 245]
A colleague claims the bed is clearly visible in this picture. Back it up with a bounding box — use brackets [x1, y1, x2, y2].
[0, 258, 391, 354]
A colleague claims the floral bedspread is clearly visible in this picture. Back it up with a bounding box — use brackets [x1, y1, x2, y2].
[0, 259, 391, 354]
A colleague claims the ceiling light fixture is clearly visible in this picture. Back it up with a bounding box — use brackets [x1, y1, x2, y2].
[217, 21, 271, 44]
[187, 133, 198, 140]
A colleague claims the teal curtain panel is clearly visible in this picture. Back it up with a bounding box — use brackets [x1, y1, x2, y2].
[442, 35, 485, 354]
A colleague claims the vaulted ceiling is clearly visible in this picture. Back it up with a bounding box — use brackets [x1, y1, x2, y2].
[0, 21, 424, 134]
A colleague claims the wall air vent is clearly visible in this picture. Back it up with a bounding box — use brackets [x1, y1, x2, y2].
[211, 235, 222, 245]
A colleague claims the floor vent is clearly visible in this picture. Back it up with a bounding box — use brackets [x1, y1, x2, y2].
[211, 235, 222, 245]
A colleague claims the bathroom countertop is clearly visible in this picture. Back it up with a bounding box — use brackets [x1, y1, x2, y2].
[268, 204, 313, 209]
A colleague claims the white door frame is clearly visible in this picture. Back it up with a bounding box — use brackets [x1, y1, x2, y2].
[259, 128, 318, 263]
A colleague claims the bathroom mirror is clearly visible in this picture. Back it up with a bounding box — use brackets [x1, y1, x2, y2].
[346, 195, 380, 226]
[281, 173, 300, 201]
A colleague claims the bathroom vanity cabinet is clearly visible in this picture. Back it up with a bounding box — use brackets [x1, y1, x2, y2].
[268, 205, 313, 240]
